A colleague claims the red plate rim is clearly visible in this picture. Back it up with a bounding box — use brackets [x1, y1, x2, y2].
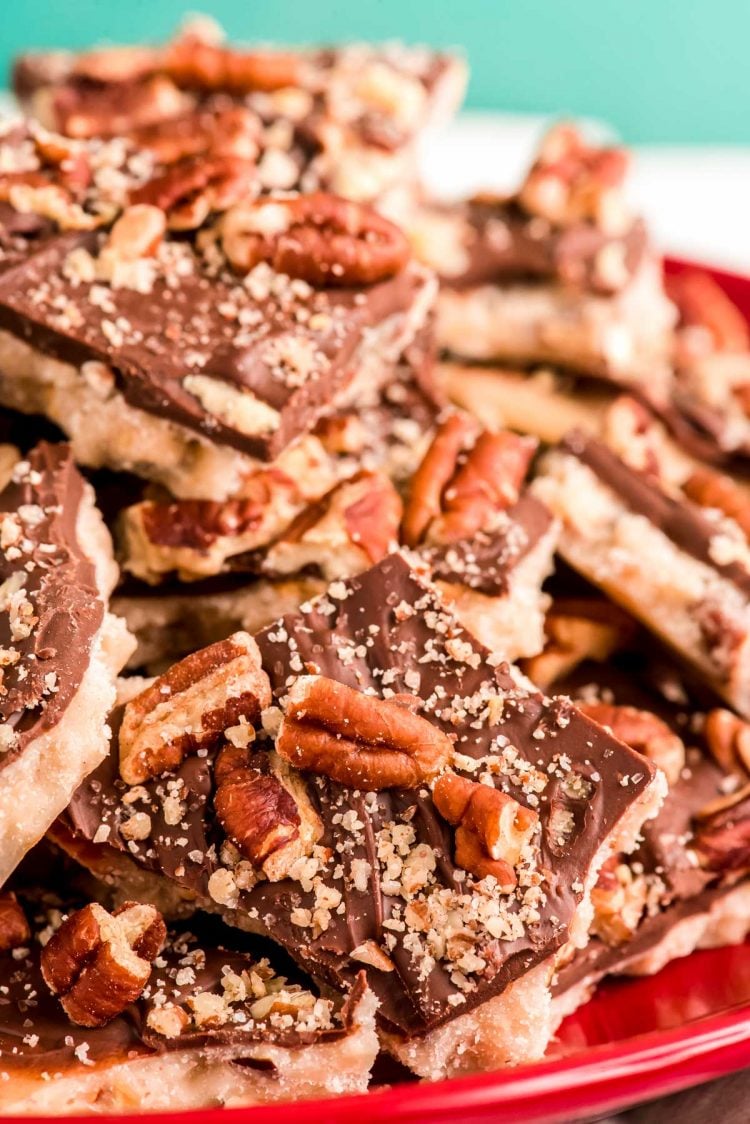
[12, 255, 750, 1124]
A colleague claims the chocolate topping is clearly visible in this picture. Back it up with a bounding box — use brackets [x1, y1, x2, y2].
[563, 430, 750, 598]
[66, 552, 656, 1041]
[441, 197, 647, 295]
[0, 442, 104, 767]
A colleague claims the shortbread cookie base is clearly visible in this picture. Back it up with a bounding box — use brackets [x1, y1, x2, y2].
[436, 521, 557, 661]
[437, 259, 675, 390]
[534, 452, 750, 717]
[439, 363, 612, 444]
[0, 990, 378, 1115]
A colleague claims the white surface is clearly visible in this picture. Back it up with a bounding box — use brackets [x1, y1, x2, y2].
[421, 112, 750, 274]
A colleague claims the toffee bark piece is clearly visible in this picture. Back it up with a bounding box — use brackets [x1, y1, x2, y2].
[411, 125, 675, 389]
[0, 442, 133, 885]
[0, 214, 436, 498]
[0, 902, 377, 1113]
[534, 430, 750, 717]
[543, 643, 750, 1025]
[13, 19, 467, 219]
[62, 552, 664, 1079]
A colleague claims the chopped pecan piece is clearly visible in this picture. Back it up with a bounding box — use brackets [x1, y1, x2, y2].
[433, 771, 538, 887]
[703, 708, 750, 774]
[130, 154, 257, 229]
[119, 632, 272, 784]
[276, 676, 453, 790]
[104, 204, 166, 261]
[40, 902, 166, 1027]
[401, 413, 536, 547]
[693, 785, 750, 872]
[590, 856, 648, 946]
[521, 598, 636, 689]
[578, 703, 685, 785]
[683, 467, 750, 543]
[214, 743, 322, 881]
[519, 123, 630, 233]
[217, 193, 411, 286]
[602, 396, 666, 480]
[264, 471, 402, 581]
[0, 892, 30, 952]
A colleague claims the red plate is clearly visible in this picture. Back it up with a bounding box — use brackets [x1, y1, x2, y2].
[17, 259, 750, 1122]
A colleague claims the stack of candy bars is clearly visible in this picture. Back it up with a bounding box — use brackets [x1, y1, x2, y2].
[0, 13, 748, 1114]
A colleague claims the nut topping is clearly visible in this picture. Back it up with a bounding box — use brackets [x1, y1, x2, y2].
[578, 703, 685, 785]
[103, 204, 166, 262]
[519, 123, 630, 234]
[590, 857, 648, 946]
[119, 632, 272, 784]
[433, 771, 538, 887]
[276, 676, 453, 790]
[131, 106, 261, 165]
[214, 743, 322, 881]
[217, 193, 411, 286]
[130, 155, 258, 230]
[703, 708, 750, 774]
[161, 37, 305, 94]
[0, 892, 30, 952]
[402, 413, 537, 547]
[40, 902, 166, 1027]
[693, 786, 750, 873]
[666, 270, 750, 358]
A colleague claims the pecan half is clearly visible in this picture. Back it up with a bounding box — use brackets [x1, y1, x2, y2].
[578, 703, 685, 785]
[53, 75, 189, 140]
[590, 856, 648, 946]
[693, 786, 750, 872]
[264, 471, 402, 581]
[520, 598, 636, 689]
[703, 708, 750, 774]
[401, 413, 537, 547]
[433, 771, 538, 887]
[276, 676, 453, 790]
[71, 45, 160, 85]
[217, 193, 411, 286]
[130, 106, 261, 165]
[119, 632, 272, 784]
[40, 902, 166, 1027]
[683, 468, 750, 544]
[0, 892, 30, 952]
[130, 154, 257, 230]
[162, 38, 305, 94]
[214, 744, 322, 881]
[519, 123, 630, 234]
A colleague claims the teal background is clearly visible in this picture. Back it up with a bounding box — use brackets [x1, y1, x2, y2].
[4, 1, 747, 144]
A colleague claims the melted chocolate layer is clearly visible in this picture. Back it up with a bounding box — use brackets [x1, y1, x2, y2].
[66, 553, 655, 1041]
[0, 442, 104, 768]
